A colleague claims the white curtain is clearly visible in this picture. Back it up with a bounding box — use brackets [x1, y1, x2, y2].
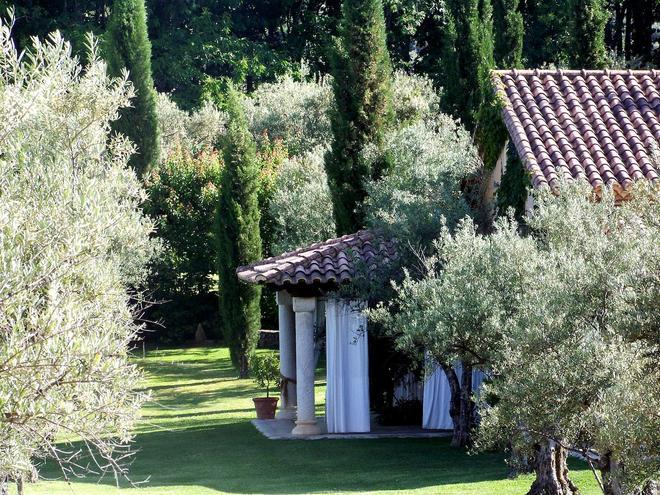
[422, 360, 487, 430]
[422, 361, 453, 429]
[325, 298, 370, 433]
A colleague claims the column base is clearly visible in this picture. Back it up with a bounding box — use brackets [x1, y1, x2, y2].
[292, 420, 321, 436]
[275, 407, 297, 420]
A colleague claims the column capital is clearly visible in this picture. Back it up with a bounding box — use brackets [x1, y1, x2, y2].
[292, 296, 316, 313]
[276, 290, 293, 306]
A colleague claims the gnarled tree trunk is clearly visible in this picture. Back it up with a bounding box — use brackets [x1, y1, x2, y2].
[527, 440, 579, 495]
[598, 453, 624, 495]
[440, 361, 475, 449]
[635, 480, 658, 495]
[455, 361, 474, 448]
[439, 362, 462, 445]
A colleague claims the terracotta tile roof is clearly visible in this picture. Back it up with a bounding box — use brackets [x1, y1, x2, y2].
[236, 230, 398, 288]
[493, 69, 660, 199]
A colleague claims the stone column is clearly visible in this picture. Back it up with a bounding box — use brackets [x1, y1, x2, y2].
[291, 296, 321, 436]
[275, 290, 296, 420]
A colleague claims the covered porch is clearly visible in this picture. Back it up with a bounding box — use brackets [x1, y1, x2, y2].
[238, 230, 394, 436]
[237, 230, 483, 438]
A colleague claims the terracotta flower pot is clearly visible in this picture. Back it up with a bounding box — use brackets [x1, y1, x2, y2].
[253, 397, 279, 419]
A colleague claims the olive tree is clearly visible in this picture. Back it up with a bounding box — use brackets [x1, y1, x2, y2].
[243, 76, 334, 157]
[364, 116, 480, 266]
[0, 22, 156, 489]
[242, 71, 438, 159]
[358, 116, 483, 425]
[155, 92, 226, 158]
[370, 216, 541, 448]
[477, 182, 659, 495]
[374, 180, 658, 494]
[269, 147, 336, 254]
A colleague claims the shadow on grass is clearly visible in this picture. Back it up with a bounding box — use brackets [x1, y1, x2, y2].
[33, 346, 597, 495]
[40, 422, 528, 494]
[141, 408, 255, 420]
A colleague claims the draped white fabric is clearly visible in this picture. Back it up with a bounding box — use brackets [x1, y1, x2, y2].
[422, 361, 453, 429]
[422, 361, 487, 430]
[325, 298, 370, 433]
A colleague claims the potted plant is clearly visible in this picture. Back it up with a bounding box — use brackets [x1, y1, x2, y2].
[250, 352, 281, 419]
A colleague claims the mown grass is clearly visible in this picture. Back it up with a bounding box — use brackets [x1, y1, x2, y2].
[19, 347, 600, 495]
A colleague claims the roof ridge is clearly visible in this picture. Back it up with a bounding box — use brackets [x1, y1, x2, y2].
[236, 229, 374, 272]
[236, 230, 398, 288]
[492, 68, 659, 77]
[492, 68, 660, 199]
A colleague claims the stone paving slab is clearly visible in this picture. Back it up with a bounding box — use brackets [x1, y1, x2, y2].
[252, 417, 452, 440]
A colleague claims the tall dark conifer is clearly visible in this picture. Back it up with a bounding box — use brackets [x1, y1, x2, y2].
[492, 0, 523, 68]
[440, 0, 495, 130]
[521, 0, 569, 67]
[215, 86, 262, 378]
[568, 0, 609, 68]
[326, 0, 394, 234]
[477, 0, 521, 171]
[105, 0, 159, 176]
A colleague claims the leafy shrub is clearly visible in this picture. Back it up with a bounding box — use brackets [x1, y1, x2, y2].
[256, 137, 289, 256]
[143, 147, 223, 343]
[244, 76, 333, 156]
[250, 352, 282, 397]
[0, 27, 156, 481]
[364, 116, 480, 260]
[155, 92, 226, 158]
[392, 70, 441, 126]
[269, 147, 336, 254]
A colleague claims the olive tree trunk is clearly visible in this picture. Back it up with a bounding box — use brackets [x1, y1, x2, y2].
[440, 361, 475, 449]
[635, 481, 658, 495]
[455, 362, 474, 448]
[527, 440, 579, 495]
[598, 453, 624, 495]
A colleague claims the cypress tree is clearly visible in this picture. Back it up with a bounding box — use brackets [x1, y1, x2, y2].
[628, 0, 657, 64]
[521, 0, 570, 67]
[326, 0, 394, 235]
[440, 0, 495, 131]
[105, 0, 159, 176]
[492, 0, 523, 68]
[216, 86, 262, 378]
[568, 0, 609, 68]
[495, 142, 530, 220]
[477, 0, 519, 171]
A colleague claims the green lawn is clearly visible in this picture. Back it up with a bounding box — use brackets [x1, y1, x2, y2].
[20, 347, 599, 495]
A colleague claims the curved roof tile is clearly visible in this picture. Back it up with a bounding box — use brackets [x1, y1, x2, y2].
[236, 230, 398, 288]
[493, 69, 660, 200]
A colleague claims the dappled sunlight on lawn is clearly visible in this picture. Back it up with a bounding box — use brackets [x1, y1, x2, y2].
[20, 347, 601, 495]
